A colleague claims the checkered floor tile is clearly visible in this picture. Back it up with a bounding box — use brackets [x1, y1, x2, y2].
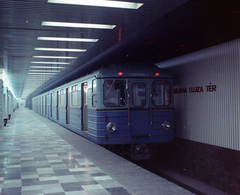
[0, 109, 131, 195]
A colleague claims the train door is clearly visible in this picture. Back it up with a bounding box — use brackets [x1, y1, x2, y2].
[39, 97, 41, 114]
[45, 95, 47, 116]
[42, 96, 44, 115]
[130, 81, 150, 137]
[81, 82, 88, 132]
[66, 88, 70, 124]
[50, 93, 53, 118]
[57, 91, 59, 120]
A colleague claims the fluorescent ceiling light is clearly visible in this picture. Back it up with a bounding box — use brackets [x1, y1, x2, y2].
[35, 48, 86, 52]
[37, 37, 98, 42]
[29, 70, 61, 72]
[31, 61, 70, 64]
[27, 74, 54, 77]
[30, 66, 65, 69]
[28, 73, 58, 75]
[26, 78, 51, 81]
[42, 21, 116, 29]
[26, 77, 53, 80]
[33, 56, 77, 59]
[48, 0, 143, 9]
[26, 78, 53, 80]
[26, 78, 53, 81]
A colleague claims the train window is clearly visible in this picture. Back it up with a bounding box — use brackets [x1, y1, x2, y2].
[132, 83, 146, 107]
[60, 89, 65, 106]
[72, 85, 78, 106]
[92, 80, 97, 107]
[152, 80, 171, 107]
[103, 80, 126, 107]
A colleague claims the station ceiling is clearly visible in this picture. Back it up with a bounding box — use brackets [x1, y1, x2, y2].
[1, 0, 240, 99]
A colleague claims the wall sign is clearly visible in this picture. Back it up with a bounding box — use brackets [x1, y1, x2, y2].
[174, 83, 217, 94]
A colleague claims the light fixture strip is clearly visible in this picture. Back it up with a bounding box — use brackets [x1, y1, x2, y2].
[26, 78, 53, 81]
[30, 66, 65, 69]
[26, 77, 54, 80]
[26, 76, 53, 79]
[35, 48, 86, 52]
[27, 77, 53, 79]
[47, 0, 143, 9]
[33, 56, 77, 59]
[27, 74, 54, 77]
[29, 70, 61, 72]
[28, 73, 58, 75]
[42, 21, 116, 29]
[37, 37, 98, 42]
[31, 61, 70, 64]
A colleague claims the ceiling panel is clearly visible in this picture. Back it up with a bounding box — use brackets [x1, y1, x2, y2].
[1, 0, 188, 98]
[1, 0, 240, 100]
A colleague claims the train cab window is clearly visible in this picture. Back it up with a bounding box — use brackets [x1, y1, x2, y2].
[103, 80, 126, 107]
[60, 89, 65, 106]
[72, 85, 78, 106]
[132, 83, 146, 107]
[92, 80, 97, 107]
[152, 80, 171, 107]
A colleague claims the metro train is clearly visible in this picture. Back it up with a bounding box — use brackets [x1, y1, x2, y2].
[32, 64, 174, 160]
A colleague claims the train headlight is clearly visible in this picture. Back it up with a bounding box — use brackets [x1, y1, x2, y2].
[161, 121, 171, 130]
[107, 122, 117, 132]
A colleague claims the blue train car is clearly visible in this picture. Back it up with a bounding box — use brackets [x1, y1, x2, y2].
[32, 64, 174, 160]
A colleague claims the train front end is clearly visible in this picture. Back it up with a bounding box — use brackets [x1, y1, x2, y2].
[89, 64, 174, 160]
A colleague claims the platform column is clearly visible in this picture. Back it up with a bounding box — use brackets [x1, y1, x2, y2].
[0, 69, 4, 130]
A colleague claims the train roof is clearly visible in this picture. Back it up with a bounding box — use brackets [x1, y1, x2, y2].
[95, 63, 173, 79]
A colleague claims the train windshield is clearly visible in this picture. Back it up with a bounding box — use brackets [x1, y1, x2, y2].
[132, 82, 146, 107]
[103, 80, 126, 107]
[152, 80, 171, 107]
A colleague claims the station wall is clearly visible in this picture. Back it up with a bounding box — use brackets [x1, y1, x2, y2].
[157, 38, 240, 151]
[156, 39, 240, 194]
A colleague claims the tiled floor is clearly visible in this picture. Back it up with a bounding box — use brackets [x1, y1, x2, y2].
[0, 108, 199, 195]
[0, 109, 131, 195]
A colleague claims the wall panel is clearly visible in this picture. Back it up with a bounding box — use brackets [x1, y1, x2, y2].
[157, 39, 240, 151]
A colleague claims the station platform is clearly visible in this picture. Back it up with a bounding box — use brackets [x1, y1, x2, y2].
[0, 108, 221, 195]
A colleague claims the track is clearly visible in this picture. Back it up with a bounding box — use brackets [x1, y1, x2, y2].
[104, 145, 225, 195]
[134, 160, 206, 195]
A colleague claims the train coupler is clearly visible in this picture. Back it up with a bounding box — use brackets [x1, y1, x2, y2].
[131, 143, 152, 161]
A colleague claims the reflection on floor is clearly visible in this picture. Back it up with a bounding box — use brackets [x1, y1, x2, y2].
[0, 109, 130, 195]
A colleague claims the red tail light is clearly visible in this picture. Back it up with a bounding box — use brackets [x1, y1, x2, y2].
[118, 72, 123, 76]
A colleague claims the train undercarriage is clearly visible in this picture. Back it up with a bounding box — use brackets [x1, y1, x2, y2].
[104, 143, 153, 161]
